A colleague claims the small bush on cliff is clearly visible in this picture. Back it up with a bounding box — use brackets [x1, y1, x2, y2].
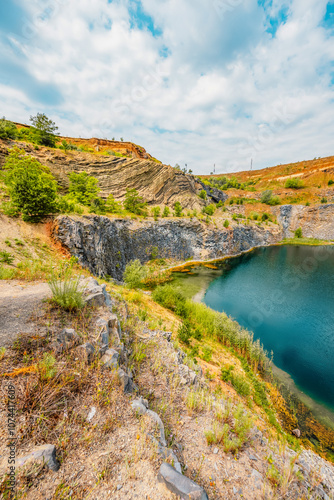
[68, 171, 99, 205]
[2, 147, 58, 222]
[199, 189, 207, 200]
[162, 206, 170, 218]
[261, 190, 280, 206]
[151, 206, 160, 220]
[295, 227, 303, 238]
[124, 260, 147, 288]
[124, 188, 148, 216]
[174, 201, 183, 217]
[202, 204, 216, 216]
[0, 118, 17, 140]
[285, 178, 304, 189]
[223, 219, 229, 228]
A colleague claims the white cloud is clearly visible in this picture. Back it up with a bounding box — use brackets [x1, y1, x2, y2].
[1, 0, 334, 173]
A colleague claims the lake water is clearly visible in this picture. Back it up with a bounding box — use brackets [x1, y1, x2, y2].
[201, 245, 334, 414]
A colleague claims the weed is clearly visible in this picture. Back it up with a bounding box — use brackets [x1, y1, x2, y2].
[0, 347, 6, 360]
[186, 389, 210, 413]
[48, 263, 84, 311]
[0, 251, 14, 264]
[37, 352, 57, 381]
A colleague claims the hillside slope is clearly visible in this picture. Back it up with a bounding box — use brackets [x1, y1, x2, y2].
[0, 139, 204, 210]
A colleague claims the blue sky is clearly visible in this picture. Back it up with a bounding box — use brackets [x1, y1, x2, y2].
[1, 0, 334, 174]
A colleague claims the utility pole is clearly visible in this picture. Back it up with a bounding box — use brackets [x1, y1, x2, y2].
[214, 163, 216, 174]
[250, 158, 253, 171]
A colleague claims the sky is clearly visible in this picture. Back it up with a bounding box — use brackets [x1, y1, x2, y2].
[1, 0, 334, 174]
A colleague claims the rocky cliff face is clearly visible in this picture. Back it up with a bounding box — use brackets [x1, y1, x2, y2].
[277, 205, 334, 239]
[53, 216, 282, 280]
[0, 140, 204, 210]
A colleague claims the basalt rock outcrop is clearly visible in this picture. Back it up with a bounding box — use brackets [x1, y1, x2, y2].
[0, 139, 204, 210]
[52, 216, 281, 280]
[276, 204, 334, 240]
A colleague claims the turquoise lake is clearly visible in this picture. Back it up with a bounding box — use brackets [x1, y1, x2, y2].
[200, 245, 334, 414]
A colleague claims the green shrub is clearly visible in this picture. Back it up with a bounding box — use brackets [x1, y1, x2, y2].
[124, 188, 147, 215]
[68, 171, 99, 206]
[178, 322, 192, 345]
[174, 201, 183, 217]
[321, 197, 328, 204]
[3, 147, 58, 222]
[261, 212, 270, 222]
[151, 206, 160, 220]
[152, 284, 186, 313]
[261, 190, 280, 205]
[48, 267, 84, 311]
[38, 353, 57, 381]
[250, 212, 259, 220]
[0, 119, 17, 140]
[202, 204, 216, 216]
[202, 345, 213, 362]
[232, 214, 237, 221]
[162, 206, 170, 218]
[230, 373, 250, 396]
[123, 260, 147, 288]
[285, 178, 304, 189]
[105, 194, 122, 214]
[221, 365, 235, 382]
[199, 189, 207, 200]
[57, 195, 84, 215]
[223, 219, 229, 228]
[295, 227, 303, 238]
[328, 179, 334, 186]
[0, 251, 14, 265]
[217, 200, 224, 208]
[305, 201, 310, 206]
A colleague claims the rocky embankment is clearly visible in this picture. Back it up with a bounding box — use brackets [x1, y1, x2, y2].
[0, 139, 204, 210]
[52, 216, 281, 280]
[277, 204, 334, 240]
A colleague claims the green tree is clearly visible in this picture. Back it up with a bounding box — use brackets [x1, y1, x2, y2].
[295, 227, 303, 238]
[3, 147, 57, 222]
[173, 201, 183, 217]
[199, 189, 207, 200]
[151, 206, 160, 220]
[0, 119, 17, 140]
[223, 219, 229, 228]
[30, 113, 58, 147]
[162, 206, 170, 218]
[68, 172, 99, 205]
[124, 188, 147, 215]
[202, 204, 216, 216]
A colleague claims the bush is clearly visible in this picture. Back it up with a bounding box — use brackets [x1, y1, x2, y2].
[162, 206, 170, 218]
[295, 227, 302, 238]
[124, 188, 147, 215]
[68, 171, 99, 206]
[3, 147, 58, 222]
[48, 266, 84, 311]
[260, 190, 280, 205]
[123, 260, 147, 288]
[178, 322, 192, 345]
[223, 219, 229, 228]
[151, 206, 160, 220]
[321, 197, 328, 204]
[0, 251, 14, 264]
[30, 113, 58, 147]
[0, 119, 17, 140]
[57, 195, 84, 215]
[261, 212, 270, 222]
[202, 204, 216, 216]
[199, 189, 207, 200]
[152, 284, 186, 313]
[174, 201, 183, 217]
[38, 353, 57, 381]
[202, 345, 213, 362]
[285, 178, 304, 189]
[105, 194, 122, 214]
[328, 179, 334, 186]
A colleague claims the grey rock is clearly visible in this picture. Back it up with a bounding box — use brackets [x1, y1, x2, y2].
[292, 429, 301, 438]
[179, 364, 197, 386]
[117, 368, 135, 393]
[197, 180, 229, 204]
[158, 463, 209, 500]
[213, 448, 219, 454]
[53, 216, 282, 281]
[85, 292, 105, 307]
[251, 469, 263, 482]
[96, 318, 109, 346]
[76, 342, 95, 364]
[162, 331, 172, 342]
[101, 349, 119, 369]
[56, 328, 80, 352]
[131, 400, 147, 416]
[17, 444, 60, 472]
[247, 454, 258, 461]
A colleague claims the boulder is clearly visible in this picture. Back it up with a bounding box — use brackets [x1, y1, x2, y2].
[96, 318, 109, 346]
[76, 342, 95, 364]
[85, 292, 105, 307]
[292, 429, 301, 438]
[56, 328, 80, 352]
[158, 463, 209, 500]
[17, 444, 60, 472]
[101, 349, 119, 369]
[117, 368, 135, 393]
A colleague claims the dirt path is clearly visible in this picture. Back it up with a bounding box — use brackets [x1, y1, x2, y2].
[0, 280, 51, 347]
